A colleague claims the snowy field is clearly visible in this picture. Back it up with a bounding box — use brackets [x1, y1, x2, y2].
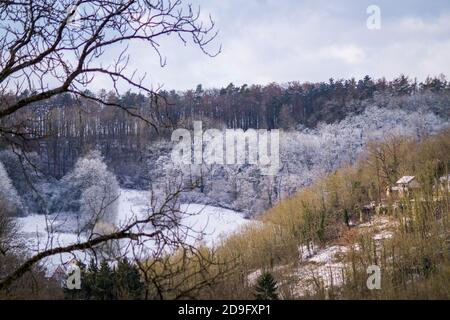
[116, 189, 250, 247]
[16, 189, 250, 275]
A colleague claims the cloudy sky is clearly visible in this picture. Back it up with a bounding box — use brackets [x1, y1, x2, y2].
[103, 0, 450, 91]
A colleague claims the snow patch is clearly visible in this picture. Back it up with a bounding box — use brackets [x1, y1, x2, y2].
[373, 230, 394, 241]
[308, 246, 348, 264]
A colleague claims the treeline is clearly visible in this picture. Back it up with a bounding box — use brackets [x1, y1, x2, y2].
[1, 75, 449, 181]
[166, 74, 449, 129]
[65, 259, 144, 300]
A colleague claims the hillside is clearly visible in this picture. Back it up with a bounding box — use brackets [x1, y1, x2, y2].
[195, 129, 450, 299]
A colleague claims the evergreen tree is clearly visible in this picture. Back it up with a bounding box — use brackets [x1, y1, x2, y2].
[93, 261, 116, 300]
[64, 258, 144, 300]
[114, 258, 144, 300]
[254, 272, 279, 300]
[82, 259, 99, 299]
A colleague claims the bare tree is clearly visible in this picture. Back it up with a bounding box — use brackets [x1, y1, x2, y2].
[0, 0, 222, 293]
[0, 209, 20, 256]
[0, 0, 219, 132]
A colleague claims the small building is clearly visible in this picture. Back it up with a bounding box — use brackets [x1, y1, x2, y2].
[439, 174, 450, 191]
[50, 258, 79, 287]
[386, 176, 420, 198]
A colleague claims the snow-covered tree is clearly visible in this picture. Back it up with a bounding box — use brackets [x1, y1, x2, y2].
[51, 151, 119, 225]
[0, 161, 23, 216]
[0, 150, 48, 214]
[142, 104, 449, 216]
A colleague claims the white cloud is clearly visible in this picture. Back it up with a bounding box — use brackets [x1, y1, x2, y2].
[319, 45, 366, 64]
[88, 1, 450, 91]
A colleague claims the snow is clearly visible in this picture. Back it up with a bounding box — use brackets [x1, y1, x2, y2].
[178, 203, 250, 246]
[17, 214, 86, 249]
[373, 230, 394, 241]
[144, 104, 449, 216]
[115, 189, 250, 247]
[308, 246, 348, 264]
[16, 188, 250, 275]
[358, 216, 396, 229]
[298, 243, 316, 260]
[396, 176, 415, 184]
[290, 245, 350, 296]
[292, 216, 398, 297]
[116, 188, 150, 226]
[247, 269, 263, 285]
[16, 214, 87, 275]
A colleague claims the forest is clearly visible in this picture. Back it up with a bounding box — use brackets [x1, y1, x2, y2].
[0, 0, 450, 302]
[1, 75, 449, 216]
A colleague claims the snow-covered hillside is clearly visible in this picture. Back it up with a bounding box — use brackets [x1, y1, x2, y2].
[16, 189, 250, 275]
[145, 106, 449, 216]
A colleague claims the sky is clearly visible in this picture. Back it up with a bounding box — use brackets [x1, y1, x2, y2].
[95, 0, 450, 91]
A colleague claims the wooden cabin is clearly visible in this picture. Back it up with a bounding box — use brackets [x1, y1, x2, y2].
[386, 176, 420, 198]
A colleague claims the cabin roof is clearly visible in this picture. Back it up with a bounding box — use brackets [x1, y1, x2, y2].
[396, 176, 415, 184]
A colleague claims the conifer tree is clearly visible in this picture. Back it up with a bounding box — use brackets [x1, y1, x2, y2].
[254, 272, 279, 300]
[114, 258, 144, 300]
[64, 258, 144, 300]
[89, 261, 116, 300]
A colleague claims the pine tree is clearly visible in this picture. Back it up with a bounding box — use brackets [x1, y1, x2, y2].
[82, 259, 99, 299]
[94, 261, 116, 300]
[254, 272, 279, 300]
[114, 258, 144, 300]
[64, 258, 144, 300]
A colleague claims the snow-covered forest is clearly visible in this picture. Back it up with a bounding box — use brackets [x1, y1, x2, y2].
[1, 83, 449, 218]
[0, 76, 449, 216]
[1, 0, 450, 302]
